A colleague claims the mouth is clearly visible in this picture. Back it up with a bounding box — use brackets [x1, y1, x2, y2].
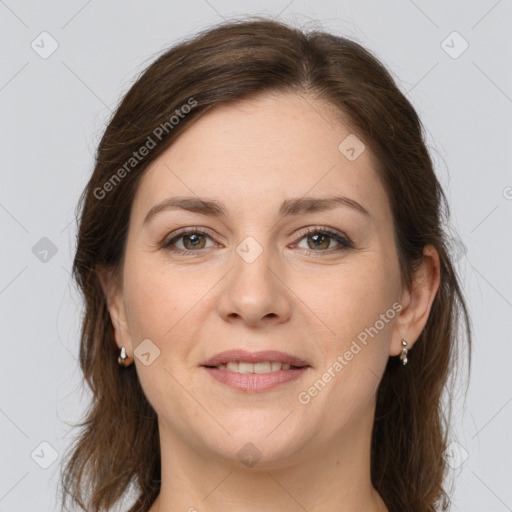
[200, 350, 311, 392]
[200, 349, 310, 370]
[204, 361, 306, 373]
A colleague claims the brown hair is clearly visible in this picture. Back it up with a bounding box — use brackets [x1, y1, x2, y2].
[60, 16, 472, 512]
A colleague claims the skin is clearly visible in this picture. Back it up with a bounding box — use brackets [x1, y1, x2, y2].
[99, 91, 440, 511]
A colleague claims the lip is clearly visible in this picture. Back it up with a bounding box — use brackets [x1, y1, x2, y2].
[200, 349, 311, 393]
[202, 366, 310, 392]
[200, 349, 310, 368]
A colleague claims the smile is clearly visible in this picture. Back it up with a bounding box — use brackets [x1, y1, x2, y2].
[213, 361, 299, 373]
[200, 349, 311, 392]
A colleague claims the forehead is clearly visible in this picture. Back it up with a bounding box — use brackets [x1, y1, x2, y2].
[132, 92, 389, 222]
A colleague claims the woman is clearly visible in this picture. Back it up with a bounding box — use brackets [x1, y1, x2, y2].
[60, 16, 471, 512]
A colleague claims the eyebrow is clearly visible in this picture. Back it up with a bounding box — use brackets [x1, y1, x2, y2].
[143, 195, 370, 225]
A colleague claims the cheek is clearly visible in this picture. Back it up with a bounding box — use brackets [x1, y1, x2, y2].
[293, 258, 398, 348]
[121, 259, 205, 418]
[303, 257, 399, 408]
[122, 255, 222, 365]
[123, 272, 172, 341]
[123, 254, 190, 337]
[297, 269, 395, 422]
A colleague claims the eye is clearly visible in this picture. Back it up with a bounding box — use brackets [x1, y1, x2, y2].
[161, 228, 217, 254]
[293, 227, 353, 254]
[160, 226, 353, 256]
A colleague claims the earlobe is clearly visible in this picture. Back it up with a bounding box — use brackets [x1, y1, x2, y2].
[390, 244, 441, 357]
[96, 264, 132, 352]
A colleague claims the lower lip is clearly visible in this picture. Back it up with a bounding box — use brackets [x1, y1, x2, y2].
[202, 366, 310, 392]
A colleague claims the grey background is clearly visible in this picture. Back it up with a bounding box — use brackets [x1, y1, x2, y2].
[1, 1, 511, 510]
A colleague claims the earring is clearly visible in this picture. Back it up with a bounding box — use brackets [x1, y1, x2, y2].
[399, 339, 409, 366]
[118, 346, 133, 367]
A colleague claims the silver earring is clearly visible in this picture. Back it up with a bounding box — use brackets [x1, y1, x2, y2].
[400, 339, 409, 366]
[118, 346, 133, 367]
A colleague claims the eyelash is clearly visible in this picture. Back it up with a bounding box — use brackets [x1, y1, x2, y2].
[161, 226, 354, 256]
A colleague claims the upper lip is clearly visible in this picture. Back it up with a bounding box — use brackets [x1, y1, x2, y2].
[200, 349, 310, 367]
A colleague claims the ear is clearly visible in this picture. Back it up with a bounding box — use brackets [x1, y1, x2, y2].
[96, 264, 133, 355]
[390, 244, 441, 356]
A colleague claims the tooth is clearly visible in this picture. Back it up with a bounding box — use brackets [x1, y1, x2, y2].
[254, 362, 272, 374]
[238, 362, 254, 373]
[227, 362, 239, 372]
[218, 361, 294, 373]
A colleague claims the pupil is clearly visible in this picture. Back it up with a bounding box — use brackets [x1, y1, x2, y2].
[185, 234, 203, 249]
[308, 234, 328, 250]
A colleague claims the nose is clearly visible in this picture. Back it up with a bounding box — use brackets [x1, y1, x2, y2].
[216, 244, 292, 328]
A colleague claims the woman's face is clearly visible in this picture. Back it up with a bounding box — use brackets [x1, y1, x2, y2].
[108, 92, 409, 467]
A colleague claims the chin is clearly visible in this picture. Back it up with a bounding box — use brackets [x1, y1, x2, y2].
[194, 415, 311, 469]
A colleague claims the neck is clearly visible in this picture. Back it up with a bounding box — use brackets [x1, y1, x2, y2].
[149, 398, 387, 512]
